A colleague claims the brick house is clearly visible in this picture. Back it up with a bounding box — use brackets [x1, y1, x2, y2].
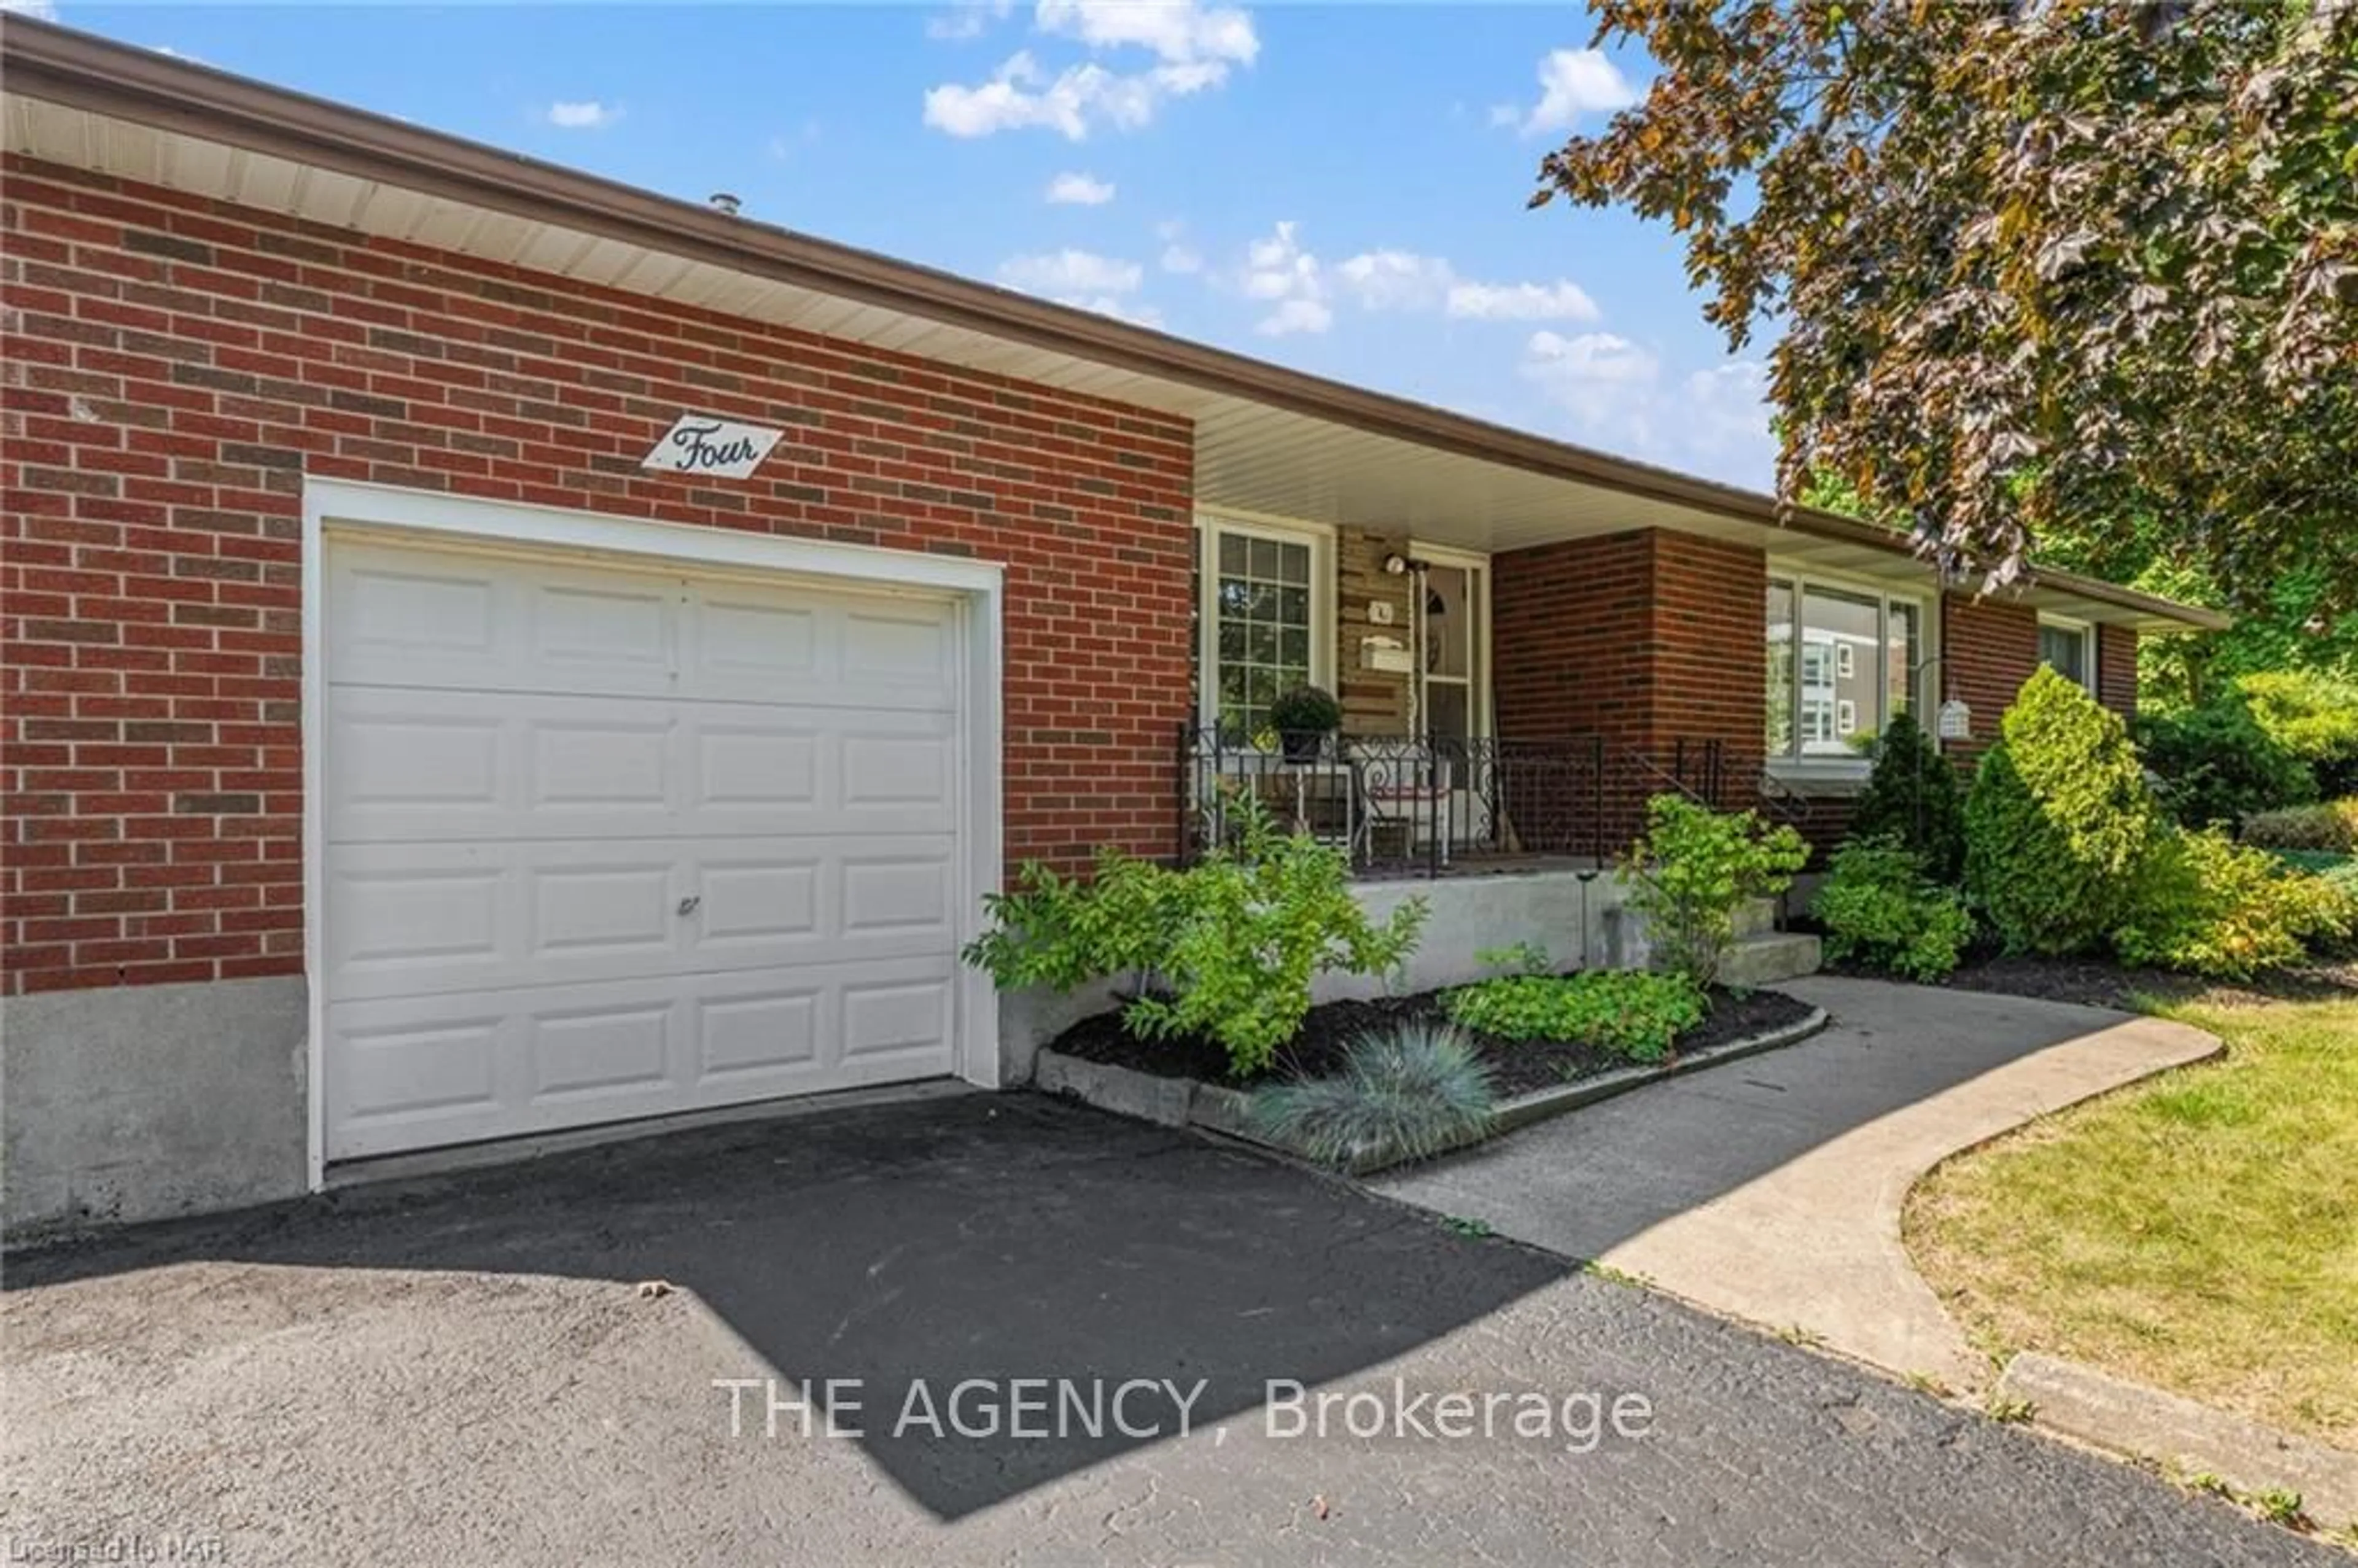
[0, 20, 2223, 1233]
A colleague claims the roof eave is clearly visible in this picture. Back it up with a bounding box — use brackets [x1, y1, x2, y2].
[0, 14, 2230, 637]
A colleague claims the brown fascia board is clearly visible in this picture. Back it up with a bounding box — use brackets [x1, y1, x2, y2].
[0, 16, 2228, 635]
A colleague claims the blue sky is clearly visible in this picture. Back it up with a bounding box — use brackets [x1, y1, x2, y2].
[39, 1, 1780, 489]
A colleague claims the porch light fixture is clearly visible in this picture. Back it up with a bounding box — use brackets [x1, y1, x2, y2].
[1382, 552, 1410, 576]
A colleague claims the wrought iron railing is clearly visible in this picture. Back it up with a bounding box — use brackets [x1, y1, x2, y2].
[1179, 727, 1608, 878]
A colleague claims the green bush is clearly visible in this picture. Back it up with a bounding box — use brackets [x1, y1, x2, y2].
[2114, 828, 2355, 980]
[1848, 710, 1967, 882]
[1618, 794, 1809, 988]
[1247, 1022, 1497, 1168]
[964, 790, 1427, 1079]
[1441, 969, 1706, 1063]
[2239, 798, 2358, 853]
[1810, 838, 1974, 981]
[2134, 697, 2314, 829]
[2237, 670, 2358, 797]
[1964, 667, 2165, 955]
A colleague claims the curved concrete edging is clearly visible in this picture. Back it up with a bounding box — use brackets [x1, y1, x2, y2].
[1032, 1004, 1832, 1177]
[1996, 1353, 2358, 1535]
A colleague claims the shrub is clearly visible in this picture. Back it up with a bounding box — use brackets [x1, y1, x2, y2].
[2239, 798, 2358, 853]
[1848, 710, 1967, 882]
[965, 790, 1427, 1078]
[2114, 828, 2355, 979]
[1248, 1023, 1497, 1168]
[1964, 667, 2164, 955]
[2237, 670, 2358, 797]
[1268, 683, 1341, 735]
[1617, 794, 1809, 988]
[2134, 697, 2314, 829]
[1810, 838, 1974, 981]
[1442, 969, 1706, 1063]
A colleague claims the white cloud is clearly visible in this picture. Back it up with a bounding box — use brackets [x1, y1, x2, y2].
[1035, 0, 1258, 68]
[1046, 171, 1116, 205]
[1519, 330, 1774, 485]
[1334, 250, 1455, 312]
[1160, 243, 1204, 275]
[1446, 279, 1600, 323]
[1247, 240, 1598, 328]
[0, 0, 60, 19]
[998, 249, 1161, 322]
[999, 248, 1145, 296]
[1493, 48, 1636, 136]
[1239, 221, 1331, 335]
[924, 0, 1258, 139]
[927, 0, 1013, 41]
[546, 100, 620, 130]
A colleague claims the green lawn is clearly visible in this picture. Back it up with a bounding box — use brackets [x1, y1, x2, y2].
[1905, 989, 2358, 1451]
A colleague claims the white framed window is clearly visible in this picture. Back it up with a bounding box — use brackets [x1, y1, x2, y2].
[1197, 514, 1333, 739]
[2038, 616, 2095, 693]
[1765, 570, 1929, 766]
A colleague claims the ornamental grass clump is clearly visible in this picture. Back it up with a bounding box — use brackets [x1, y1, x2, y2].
[1247, 1022, 1497, 1169]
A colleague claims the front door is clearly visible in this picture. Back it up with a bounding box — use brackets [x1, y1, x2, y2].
[1412, 555, 1488, 853]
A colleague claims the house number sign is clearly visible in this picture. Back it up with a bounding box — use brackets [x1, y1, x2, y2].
[641, 414, 784, 480]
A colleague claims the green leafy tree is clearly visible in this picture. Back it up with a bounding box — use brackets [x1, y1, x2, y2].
[1533, 1, 2358, 610]
[1964, 667, 2163, 953]
[1848, 710, 1967, 883]
[2134, 697, 2315, 829]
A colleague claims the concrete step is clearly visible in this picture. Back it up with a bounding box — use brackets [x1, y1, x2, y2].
[1733, 896, 1783, 938]
[1720, 930, 1821, 988]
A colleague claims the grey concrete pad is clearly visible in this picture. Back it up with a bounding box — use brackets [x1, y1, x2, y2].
[4, 1091, 2325, 1566]
[1372, 974, 2223, 1391]
[2001, 1353, 2358, 1531]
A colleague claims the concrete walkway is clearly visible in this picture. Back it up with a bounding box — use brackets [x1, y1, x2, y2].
[1372, 974, 2222, 1391]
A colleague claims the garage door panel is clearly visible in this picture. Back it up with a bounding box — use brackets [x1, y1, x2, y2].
[324, 535, 970, 1162]
[329, 687, 957, 843]
[333, 541, 959, 711]
[325, 835, 957, 1001]
[323, 957, 956, 1160]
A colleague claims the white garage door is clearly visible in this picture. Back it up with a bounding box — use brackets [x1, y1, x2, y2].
[321, 537, 968, 1160]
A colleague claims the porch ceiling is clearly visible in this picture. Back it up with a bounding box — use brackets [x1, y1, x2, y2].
[1, 20, 2225, 638]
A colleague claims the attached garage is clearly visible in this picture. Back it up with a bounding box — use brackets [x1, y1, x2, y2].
[308, 485, 1005, 1164]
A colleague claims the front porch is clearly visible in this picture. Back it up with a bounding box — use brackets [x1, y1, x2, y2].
[1179, 724, 1764, 881]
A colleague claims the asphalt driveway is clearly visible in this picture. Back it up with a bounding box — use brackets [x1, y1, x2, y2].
[2, 1091, 2335, 1567]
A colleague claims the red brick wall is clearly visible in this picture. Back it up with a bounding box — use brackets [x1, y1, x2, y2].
[1, 154, 1195, 996]
[1493, 530, 1654, 744]
[1493, 529, 1767, 846]
[1939, 595, 2040, 767]
[2098, 623, 2139, 720]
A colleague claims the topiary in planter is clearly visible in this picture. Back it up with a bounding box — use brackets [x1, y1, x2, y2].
[1269, 684, 1342, 763]
[1964, 666, 2163, 955]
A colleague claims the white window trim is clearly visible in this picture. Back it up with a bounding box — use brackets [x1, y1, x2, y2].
[1194, 511, 1336, 731]
[2037, 613, 2098, 694]
[300, 478, 1006, 1192]
[1765, 562, 1934, 781]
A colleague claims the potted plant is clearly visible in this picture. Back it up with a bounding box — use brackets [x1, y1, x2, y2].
[1269, 684, 1341, 764]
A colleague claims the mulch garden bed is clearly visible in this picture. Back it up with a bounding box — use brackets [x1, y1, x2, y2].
[1048, 982, 1818, 1099]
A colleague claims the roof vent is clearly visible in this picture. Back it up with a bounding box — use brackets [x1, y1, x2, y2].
[708, 192, 742, 216]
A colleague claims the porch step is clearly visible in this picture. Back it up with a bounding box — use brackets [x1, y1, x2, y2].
[1733, 896, 1782, 938]
[1721, 930, 1822, 988]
